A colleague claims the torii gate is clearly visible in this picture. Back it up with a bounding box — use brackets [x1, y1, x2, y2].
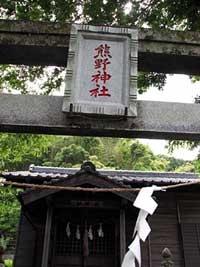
[1, 20, 200, 140]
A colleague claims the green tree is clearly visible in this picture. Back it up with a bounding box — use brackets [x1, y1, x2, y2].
[54, 144, 89, 167]
[0, 186, 21, 252]
[69, 137, 104, 158]
[175, 162, 195, 173]
[42, 136, 105, 167]
[134, 0, 200, 31]
[158, 155, 186, 172]
[108, 139, 169, 171]
[130, 140, 169, 171]
[0, 133, 54, 171]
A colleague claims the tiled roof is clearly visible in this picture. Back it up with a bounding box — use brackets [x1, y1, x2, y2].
[1, 164, 199, 186]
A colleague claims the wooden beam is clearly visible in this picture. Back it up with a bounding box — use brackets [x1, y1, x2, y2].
[0, 20, 200, 74]
[1, 93, 200, 140]
[21, 173, 136, 205]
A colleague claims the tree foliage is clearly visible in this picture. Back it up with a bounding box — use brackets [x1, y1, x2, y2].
[0, 134, 193, 173]
[0, 133, 54, 171]
[134, 0, 200, 31]
[27, 136, 191, 172]
[54, 144, 89, 167]
[0, 186, 21, 252]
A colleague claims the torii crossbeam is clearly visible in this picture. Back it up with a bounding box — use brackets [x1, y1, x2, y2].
[1, 20, 200, 140]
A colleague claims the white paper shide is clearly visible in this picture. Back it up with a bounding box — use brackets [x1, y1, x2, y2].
[122, 186, 165, 267]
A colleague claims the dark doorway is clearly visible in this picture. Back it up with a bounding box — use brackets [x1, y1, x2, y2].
[51, 209, 119, 267]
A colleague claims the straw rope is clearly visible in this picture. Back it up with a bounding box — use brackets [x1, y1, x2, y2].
[1, 179, 200, 193]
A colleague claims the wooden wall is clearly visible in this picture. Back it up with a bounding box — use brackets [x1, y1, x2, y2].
[125, 190, 200, 267]
[149, 192, 183, 267]
[125, 191, 185, 267]
[178, 192, 200, 267]
[14, 213, 37, 267]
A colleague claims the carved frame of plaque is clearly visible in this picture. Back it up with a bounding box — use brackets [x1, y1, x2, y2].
[62, 24, 138, 117]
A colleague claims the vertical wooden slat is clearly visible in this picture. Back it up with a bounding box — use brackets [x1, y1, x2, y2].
[114, 221, 118, 267]
[120, 208, 126, 263]
[51, 218, 57, 267]
[41, 199, 53, 267]
[176, 200, 185, 267]
[181, 223, 200, 267]
[148, 236, 152, 267]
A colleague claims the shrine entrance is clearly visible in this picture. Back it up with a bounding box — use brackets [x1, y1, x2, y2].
[52, 208, 120, 267]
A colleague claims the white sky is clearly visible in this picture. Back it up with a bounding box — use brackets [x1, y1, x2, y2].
[138, 74, 200, 160]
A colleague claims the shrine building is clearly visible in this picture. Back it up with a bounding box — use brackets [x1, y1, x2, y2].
[2, 161, 200, 267]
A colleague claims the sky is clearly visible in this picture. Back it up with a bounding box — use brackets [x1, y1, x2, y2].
[138, 74, 200, 160]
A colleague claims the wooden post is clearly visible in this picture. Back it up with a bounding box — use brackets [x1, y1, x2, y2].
[161, 248, 174, 267]
[120, 208, 126, 263]
[41, 198, 53, 267]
